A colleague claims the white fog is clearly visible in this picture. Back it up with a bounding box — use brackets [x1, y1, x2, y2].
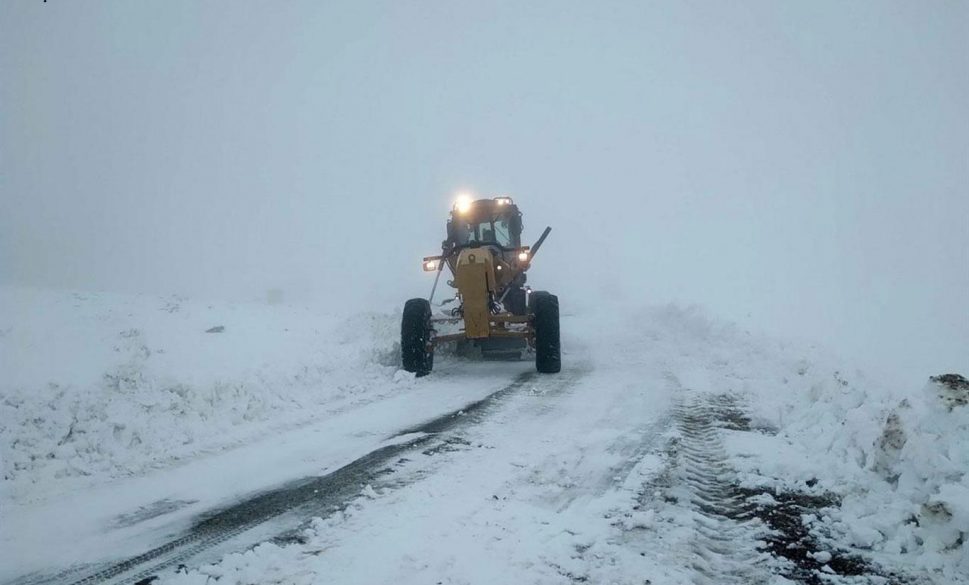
[2, 3, 967, 584]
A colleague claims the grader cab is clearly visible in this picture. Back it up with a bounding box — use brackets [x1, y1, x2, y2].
[401, 195, 561, 376]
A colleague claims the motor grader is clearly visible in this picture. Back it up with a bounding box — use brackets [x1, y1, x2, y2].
[401, 195, 560, 376]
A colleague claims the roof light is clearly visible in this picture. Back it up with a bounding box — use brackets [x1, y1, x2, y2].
[455, 193, 473, 214]
[495, 196, 514, 206]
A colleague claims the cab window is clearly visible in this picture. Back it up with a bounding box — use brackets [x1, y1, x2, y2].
[452, 216, 516, 248]
[492, 218, 513, 247]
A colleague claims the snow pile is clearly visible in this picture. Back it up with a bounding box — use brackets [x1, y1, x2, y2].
[594, 303, 969, 580]
[655, 318, 969, 580]
[0, 286, 401, 499]
[882, 375, 969, 557]
[770, 371, 969, 576]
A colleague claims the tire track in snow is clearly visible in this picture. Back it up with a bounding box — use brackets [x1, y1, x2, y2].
[672, 395, 771, 585]
[546, 412, 675, 516]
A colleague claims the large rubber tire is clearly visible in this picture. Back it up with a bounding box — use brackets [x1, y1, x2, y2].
[401, 298, 433, 376]
[531, 291, 561, 374]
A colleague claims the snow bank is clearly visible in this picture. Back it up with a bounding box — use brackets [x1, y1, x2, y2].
[763, 370, 969, 578]
[0, 286, 401, 500]
[582, 303, 968, 580]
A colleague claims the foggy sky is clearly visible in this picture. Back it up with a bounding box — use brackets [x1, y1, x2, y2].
[2, 1, 967, 389]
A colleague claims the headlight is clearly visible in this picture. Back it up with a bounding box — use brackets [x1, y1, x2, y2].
[423, 259, 439, 272]
[455, 193, 473, 214]
[518, 251, 529, 262]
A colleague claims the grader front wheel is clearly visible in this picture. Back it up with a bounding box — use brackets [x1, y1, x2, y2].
[531, 291, 561, 373]
[401, 298, 434, 376]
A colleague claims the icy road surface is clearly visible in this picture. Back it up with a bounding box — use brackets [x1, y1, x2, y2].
[2, 288, 966, 584]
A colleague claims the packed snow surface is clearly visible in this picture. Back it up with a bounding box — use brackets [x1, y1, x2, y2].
[1, 286, 966, 583]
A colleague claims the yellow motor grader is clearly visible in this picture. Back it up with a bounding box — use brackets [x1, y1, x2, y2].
[401, 195, 560, 376]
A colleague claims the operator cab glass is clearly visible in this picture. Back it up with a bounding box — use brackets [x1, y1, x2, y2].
[447, 198, 523, 250]
[452, 216, 517, 248]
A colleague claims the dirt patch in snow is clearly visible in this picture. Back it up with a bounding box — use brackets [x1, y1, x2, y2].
[731, 486, 909, 584]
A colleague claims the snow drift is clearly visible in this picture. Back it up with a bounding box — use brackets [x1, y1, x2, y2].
[0, 286, 401, 501]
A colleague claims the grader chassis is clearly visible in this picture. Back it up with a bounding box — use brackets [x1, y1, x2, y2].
[401, 196, 561, 376]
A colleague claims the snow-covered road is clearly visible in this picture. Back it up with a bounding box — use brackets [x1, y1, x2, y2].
[3, 361, 542, 582]
[171, 347, 681, 585]
[11, 332, 684, 585]
[2, 288, 966, 585]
